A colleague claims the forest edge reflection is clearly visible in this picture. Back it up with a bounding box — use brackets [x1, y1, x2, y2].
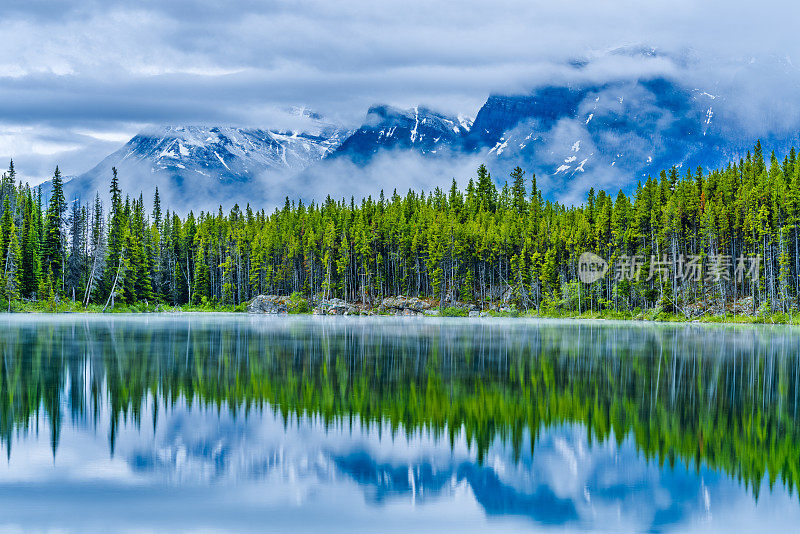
[0, 315, 798, 505]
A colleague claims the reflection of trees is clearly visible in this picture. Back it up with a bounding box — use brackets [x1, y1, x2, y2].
[1, 319, 798, 499]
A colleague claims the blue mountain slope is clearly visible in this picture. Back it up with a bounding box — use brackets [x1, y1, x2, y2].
[329, 105, 472, 163]
[467, 78, 732, 198]
[54, 56, 800, 209]
[325, 76, 781, 203]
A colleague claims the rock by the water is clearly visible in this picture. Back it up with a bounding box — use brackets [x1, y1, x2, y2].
[248, 295, 289, 314]
[379, 296, 434, 316]
[313, 298, 360, 315]
[248, 293, 513, 317]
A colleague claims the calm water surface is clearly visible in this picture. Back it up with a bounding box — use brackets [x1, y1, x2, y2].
[0, 314, 798, 533]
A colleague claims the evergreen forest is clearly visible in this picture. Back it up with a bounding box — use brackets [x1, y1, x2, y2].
[0, 141, 798, 318]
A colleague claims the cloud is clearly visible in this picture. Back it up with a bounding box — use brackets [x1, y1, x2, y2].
[1, 0, 800, 187]
[286, 150, 487, 208]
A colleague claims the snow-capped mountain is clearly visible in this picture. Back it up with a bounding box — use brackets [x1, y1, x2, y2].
[327, 73, 793, 203]
[468, 78, 734, 198]
[57, 53, 800, 209]
[65, 122, 351, 208]
[329, 105, 472, 162]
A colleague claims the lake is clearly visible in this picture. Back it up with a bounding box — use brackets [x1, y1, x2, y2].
[0, 314, 798, 533]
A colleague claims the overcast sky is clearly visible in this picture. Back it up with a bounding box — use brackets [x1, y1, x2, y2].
[1, 0, 799, 183]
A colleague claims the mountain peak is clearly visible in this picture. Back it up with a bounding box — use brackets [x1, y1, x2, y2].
[328, 104, 469, 163]
[63, 123, 350, 209]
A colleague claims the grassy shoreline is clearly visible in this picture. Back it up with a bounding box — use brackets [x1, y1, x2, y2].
[521, 308, 800, 325]
[2, 298, 798, 325]
[0, 300, 247, 314]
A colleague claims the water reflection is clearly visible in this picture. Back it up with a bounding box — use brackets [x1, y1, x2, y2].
[0, 315, 798, 532]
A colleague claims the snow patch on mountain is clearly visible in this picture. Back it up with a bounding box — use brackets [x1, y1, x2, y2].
[65, 122, 351, 209]
[329, 104, 468, 163]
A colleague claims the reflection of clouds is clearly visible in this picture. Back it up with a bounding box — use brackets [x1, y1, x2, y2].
[331, 424, 699, 531]
[2, 397, 800, 534]
[110, 403, 792, 533]
[3, 316, 800, 533]
[124, 402, 332, 486]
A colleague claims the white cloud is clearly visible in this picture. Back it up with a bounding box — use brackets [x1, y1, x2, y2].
[1, 0, 799, 188]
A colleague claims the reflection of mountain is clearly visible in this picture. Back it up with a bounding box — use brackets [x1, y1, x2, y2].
[333, 451, 577, 524]
[1, 317, 799, 504]
[113, 404, 717, 532]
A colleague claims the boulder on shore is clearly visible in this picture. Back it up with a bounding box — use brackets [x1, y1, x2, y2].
[379, 296, 434, 316]
[248, 295, 289, 314]
[313, 298, 361, 315]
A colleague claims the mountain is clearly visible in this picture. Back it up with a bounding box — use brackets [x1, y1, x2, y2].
[329, 105, 472, 162]
[467, 78, 733, 199]
[326, 75, 794, 204]
[64, 122, 350, 208]
[57, 54, 800, 209]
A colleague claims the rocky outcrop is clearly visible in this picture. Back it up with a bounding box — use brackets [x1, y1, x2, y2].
[312, 298, 361, 316]
[249, 293, 517, 317]
[247, 295, 289, 314]
[379, 296, 435, 316]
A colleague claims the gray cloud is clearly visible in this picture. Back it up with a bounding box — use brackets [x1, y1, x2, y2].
[1, 0, 799, 187]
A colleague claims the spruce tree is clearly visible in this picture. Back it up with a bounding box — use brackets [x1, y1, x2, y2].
[20, 193, 41, 298]
[42, 166, 66, 292]
[66, 199, 85, 301]
[0, 196, 11, 259]
[476, 164, 497, 212]
[103, 167, 126, 301]
[4, 219, 22, 310]
[0, 159, 15, 208]
[510, 166, 527, 216]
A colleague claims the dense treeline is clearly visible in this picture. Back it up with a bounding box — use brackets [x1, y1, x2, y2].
[1, 140, 799, 314]
[1, 319, 798, 498]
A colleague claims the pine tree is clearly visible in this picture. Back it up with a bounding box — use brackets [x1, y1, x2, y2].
[85, 193, 106, 305]
[0, 196, 12, 260]
[0, 160, 15, 209]
[193, 246, 211, 304]
[476, 164, 497, 212]
[510, 166, 527, 216]
[66, 199, 85, 300]
[42, 167, 66, 293]
[102, 167, 126, 302]
[4, 219, 22, 310]
[152, 187, 162, 228]
[20, 192, 41, 298]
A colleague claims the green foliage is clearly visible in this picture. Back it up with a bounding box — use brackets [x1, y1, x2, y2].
[2, 142, 800, 318]
[41, 166, 65, 290]
[288, 291, 310, 314]
[440, 306, 469, 317]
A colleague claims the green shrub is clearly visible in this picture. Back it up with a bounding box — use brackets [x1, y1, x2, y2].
[440, 307, 468, 317]
[477, 309, 520, 318]
[288, 292, 310, 314]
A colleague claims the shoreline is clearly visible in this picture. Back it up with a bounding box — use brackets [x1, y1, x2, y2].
[2, 302, 797, 326]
